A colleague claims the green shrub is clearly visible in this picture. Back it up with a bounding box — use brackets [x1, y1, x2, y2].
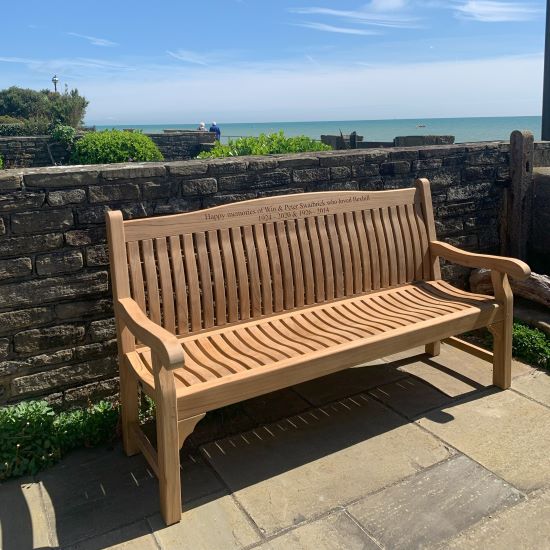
[0, 156, 3, 169]
[0, 115, 23, 124]
[0, 400, 119, 480]
[50, 124, 76, 149]
[511, 322, 550, 369]
[71, 129, 164, 165]
[197, 131, 332, 158]
[0, 117, 51, 136]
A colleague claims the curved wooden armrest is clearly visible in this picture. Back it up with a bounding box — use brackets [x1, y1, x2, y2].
[430, 241, 531, 280]
[116, 298, 184, 370]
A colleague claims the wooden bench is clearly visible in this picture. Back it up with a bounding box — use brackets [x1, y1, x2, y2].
[106, 178, 530, 525]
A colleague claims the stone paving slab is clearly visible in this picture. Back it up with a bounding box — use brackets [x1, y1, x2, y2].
[258, 511, 379, 550]
[443, 487, 550, 550]
[347, 454, 523, 550]
[512, 369, 550, 408]
[0, 477, 56, 550]
[36, 447, 223, 547]
[148, 493, 261, 550]
[63, 520, 157, 550]
[202, 394, 451, 536]
[369, 377, 453, 418]
[292, 359, 407, 405]
[418, 390, 550, 493]
[388, 344, 533, 397]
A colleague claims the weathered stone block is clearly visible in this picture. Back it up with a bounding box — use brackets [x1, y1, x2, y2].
[24, 169, 99, 188]
[0, 307, 54, 335]
[11, 356, 117, 396]
[0, 361, 19, 377]
[47, 189, 86, 206]
[389, 149, 419, 161]
[447, 182, 493, 201]
[0, 192, 45, 212]
[203, 193, 256, 207]
[120, 204, 147, 219]
[0, 172, 22, 191]
[84, 244, 108, 266]
[63, 377, 119, 408]
[247, 158, 278, 171]
[89, 319, 116, 342]
[76, 205, 110, 225]
[73, 339, 116, 361]
[352, 164, 379, 178]
[330, 166, 352, 180]
[319, 152, 367, 167]
[167, 161, 208, 177]
[14, 324, 85, 354]
[181, 178, 218, 195]
[257, 187, 304, 197]
[277, 155, 320, 168]
[312, 181, 360, 192]
[0, 257, 32, 280]
[100, 164, 165, 180]
[462, 166, 496, 182]
[0, 339, 9, 360]
[11, 209, 73, 234]
[445, 234, 478, 249]
[24, 349, 73, 369]
[0, 218, 5, 235]
[0, 271, 108, 308]
[36, 250, 83, 276]
[413, 158, 443, 171]
[292, 168, 330, 183]
[0, 233, 63, 256]
[380, 161, 411, 176]
[55, 299, 113, 320]
[142, 181, 172, 200]
[88, 183, 140, 203]
[207, 160, 248, 175]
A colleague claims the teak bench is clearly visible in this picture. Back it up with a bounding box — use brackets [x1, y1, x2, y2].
[106, 178, 530, 525]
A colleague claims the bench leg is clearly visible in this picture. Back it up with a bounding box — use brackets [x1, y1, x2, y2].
[425, 341, 441, 357]
[489, 320, 512, 389]
[120, 364, 140, 456]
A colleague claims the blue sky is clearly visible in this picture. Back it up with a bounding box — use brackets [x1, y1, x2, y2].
[0, 1, 546, 123]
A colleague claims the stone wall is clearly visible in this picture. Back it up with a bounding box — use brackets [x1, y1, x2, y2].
[0, 131, 215, 168]
[0, 136, 69, 168]
[0, 141, 510, 407]
[532, 168, 550, 272]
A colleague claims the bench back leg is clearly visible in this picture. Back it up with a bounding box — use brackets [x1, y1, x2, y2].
[153, 352, 182, 526]
[120, 361, 140, 456]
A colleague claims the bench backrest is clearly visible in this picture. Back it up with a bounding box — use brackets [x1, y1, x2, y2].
[107, 179, 439, 337]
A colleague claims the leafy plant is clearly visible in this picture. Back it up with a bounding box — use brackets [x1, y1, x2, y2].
[467, 322, 550, 370]
[0, 117, 52, 136]
[197, 131, 331, 158]
[50, 124, 77, 149]
[0, 155, 3, 169]
[71, 129, 164, 165]
[0, 400, 119, 480]
[0, 115, 23, 124]
[0, 86, 88, 129]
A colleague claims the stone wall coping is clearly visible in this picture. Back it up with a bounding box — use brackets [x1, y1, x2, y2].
[0, 141, 510, 183]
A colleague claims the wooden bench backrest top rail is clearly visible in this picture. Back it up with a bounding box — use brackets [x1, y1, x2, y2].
[108, 182, 440, 337]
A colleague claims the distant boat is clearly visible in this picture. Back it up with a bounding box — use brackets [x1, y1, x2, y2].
[416, 124, 426, 128]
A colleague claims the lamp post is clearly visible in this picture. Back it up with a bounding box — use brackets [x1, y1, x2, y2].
[542, 0, 550, 140]
[52, 75, 59, 93]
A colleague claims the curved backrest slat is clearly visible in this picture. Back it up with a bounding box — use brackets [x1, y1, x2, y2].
[115, 186, 436, 336]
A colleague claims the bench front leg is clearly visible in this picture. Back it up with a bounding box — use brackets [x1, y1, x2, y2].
[489, 271, 514, 389]
[152, 351, 182, 526]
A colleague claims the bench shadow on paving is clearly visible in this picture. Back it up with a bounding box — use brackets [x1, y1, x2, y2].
[0, 345, 545, 549]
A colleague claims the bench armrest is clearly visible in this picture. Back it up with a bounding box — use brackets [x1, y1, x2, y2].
[430, 241, 531, 280]
[116, 298, 184, 370]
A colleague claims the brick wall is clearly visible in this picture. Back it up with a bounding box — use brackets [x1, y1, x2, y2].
[0, 141, 510, 407]
[0, 131, 215, 168]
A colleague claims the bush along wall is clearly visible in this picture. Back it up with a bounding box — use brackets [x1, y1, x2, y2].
[0, 142, 510, 407]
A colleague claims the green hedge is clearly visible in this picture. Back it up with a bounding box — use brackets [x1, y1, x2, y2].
[71, 129, 164, 165]
[0, 400, 119, 480]
[197, 131, 331, 158]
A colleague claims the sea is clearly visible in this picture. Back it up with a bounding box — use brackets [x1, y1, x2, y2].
[95, 116, 542, 144]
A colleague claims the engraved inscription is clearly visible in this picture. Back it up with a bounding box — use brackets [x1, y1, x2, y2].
[203, 195, 371, 223]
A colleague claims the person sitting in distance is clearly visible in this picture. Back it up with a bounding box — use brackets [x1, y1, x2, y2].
[197, 122, 207, 131]
[209, 121, 221, 140]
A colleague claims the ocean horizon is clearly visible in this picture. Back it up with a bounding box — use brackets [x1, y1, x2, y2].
[94, 115, 542, 144]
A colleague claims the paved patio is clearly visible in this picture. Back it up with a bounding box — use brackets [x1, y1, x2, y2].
[1, 344, 550, 550]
